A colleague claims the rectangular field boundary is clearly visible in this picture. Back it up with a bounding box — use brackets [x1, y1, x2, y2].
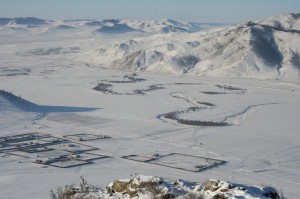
[122, 153, 226, 172]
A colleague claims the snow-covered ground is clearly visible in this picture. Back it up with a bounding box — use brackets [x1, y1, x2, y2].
[0, 14, 300, 199]
[61, 175, 282, 199]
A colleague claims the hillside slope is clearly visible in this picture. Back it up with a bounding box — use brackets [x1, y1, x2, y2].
[84, 13, 300, 81]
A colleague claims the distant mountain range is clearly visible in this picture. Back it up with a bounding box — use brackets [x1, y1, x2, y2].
[1, 14, 300, 81]
[0, 17, 222, 34]
[0, 17, 48, 26]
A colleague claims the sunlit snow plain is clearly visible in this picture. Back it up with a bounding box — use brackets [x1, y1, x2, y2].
[0, 23, 300, 199]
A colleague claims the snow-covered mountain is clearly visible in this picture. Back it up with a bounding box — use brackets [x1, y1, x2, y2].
[0, 17, 49, 26]
[0, 17, 218, 34]
[259, 13, 300, 31]
[1, 14, 299, 81]
[84, 13, 300, 81]
[86, 18, 219, 34]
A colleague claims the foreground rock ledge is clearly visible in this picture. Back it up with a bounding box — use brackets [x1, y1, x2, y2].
[51, 175, 281, 199]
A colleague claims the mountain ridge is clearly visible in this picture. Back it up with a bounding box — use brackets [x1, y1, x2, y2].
[83, 13, 300, 81]
[2, 13, 300, 82]
[0, 17, 222, 34]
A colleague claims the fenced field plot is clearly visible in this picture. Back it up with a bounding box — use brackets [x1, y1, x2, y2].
[0, 133, 109, 168]
[34, 156, 92, 168]
[63, 133, 111, 141]
[122, 154, 156, 162]
[123, 153, 225, 172]
[74, 153, 111, 161]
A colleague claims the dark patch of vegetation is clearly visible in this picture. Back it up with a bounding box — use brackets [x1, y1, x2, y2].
[133, 84, 164, 95]
[173, 82, 202, 85]
[171, 93, 214, 107]
[162, 193, 176, 199]
[50, 176, 98, 199]
[108, 80, 134, 83]
[30, 47, 64, 55]
[177, 119, 228, 126]
[0, 68, 31, 76]
[197, 102, 214, 107]
[108, 74, 146, 83]
[94, 82, 163, 96]
[216, 84, 246, 91]
[162, 107, 228, 127]
[93, 83, 112, 92]
[124, 74, 146, 82]
[93, 83, 119, 95]
[201, 91, 227, 95]
[212, 193, 227, 199]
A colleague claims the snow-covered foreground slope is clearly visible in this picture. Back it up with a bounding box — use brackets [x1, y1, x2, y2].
[56, 175, 281, 199]
[0, 14, 300, 199]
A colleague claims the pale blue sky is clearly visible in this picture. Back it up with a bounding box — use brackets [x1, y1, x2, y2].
[1, 0, 300, 23]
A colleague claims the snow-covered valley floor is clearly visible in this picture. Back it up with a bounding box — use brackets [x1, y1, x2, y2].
[0, 17, 300, 199]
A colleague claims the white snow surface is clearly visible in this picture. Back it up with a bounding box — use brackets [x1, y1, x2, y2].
[0, 13, 300, 199]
